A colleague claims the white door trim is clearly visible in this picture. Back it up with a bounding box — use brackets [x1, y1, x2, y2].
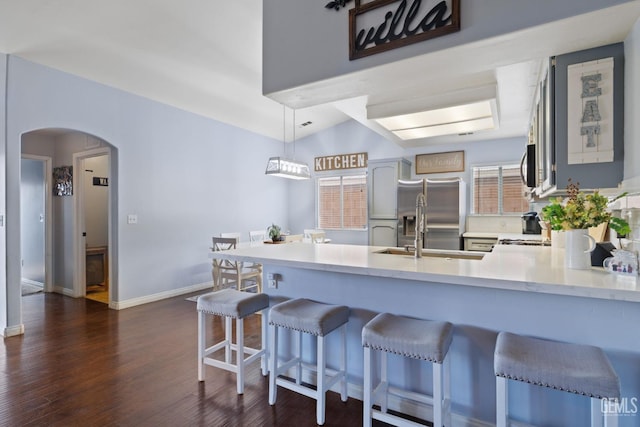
[73, 147, 111, 300]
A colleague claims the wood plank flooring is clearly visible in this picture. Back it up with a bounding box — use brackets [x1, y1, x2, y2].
[1, 292, 383, 427]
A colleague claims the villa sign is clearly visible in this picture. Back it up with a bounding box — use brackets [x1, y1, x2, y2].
[348, 0, 460, 60]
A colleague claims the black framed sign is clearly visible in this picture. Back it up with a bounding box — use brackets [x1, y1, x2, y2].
[349, 0, 460, 60]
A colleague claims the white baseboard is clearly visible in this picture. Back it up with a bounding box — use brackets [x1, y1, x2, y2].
[21, 278, 44, 287]
[52, 285, 76, 297]
[4, 323, 25, 337]
[111, 281, 213, 310]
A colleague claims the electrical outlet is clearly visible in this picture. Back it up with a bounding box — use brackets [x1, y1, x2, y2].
[127, 214, 138, 224]
[267, 273, 278, 289]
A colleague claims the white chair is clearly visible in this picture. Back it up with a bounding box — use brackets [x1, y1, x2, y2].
[283, 234, 303, 243]
[304, 229, 327, 243]
[211, 236, 262, 293]
[249, 230, 266, 246]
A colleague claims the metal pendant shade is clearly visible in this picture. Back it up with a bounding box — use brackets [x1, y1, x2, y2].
[265, 157, 311, 180]
[265, 106, 310, 180]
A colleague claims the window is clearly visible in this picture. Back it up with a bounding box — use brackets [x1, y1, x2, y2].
[472, 164, 528, 214]
[317, 174, 367, 229]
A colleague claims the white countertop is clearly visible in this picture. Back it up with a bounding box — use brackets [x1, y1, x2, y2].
[210, 243, 640, 302]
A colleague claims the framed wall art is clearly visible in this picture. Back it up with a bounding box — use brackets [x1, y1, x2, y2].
[53, 166, 73, 196]
[416, 151, 464, 174]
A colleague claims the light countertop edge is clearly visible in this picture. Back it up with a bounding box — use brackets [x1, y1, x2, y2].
[209, 243, 640, 303]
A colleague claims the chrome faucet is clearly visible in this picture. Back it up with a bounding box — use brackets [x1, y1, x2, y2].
[415, 193, 426, 258]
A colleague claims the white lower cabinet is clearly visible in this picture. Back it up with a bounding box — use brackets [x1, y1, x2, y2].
[369, 220, 397, 247]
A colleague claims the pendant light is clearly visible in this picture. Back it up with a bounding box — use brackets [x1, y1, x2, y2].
[265, 106, 311, 180]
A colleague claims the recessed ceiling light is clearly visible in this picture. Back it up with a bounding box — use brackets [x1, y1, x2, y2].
[367, 85, 499, 140]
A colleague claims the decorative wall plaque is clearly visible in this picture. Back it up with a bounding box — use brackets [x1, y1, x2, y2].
[416, 151, 464, 174]
[53, 166, 73, 196]
[567, 57, 614, 165]
[315, 152, 368, 171]
[349, 0, 460, 60]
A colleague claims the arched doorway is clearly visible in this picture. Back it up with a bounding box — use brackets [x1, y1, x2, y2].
[21, 129, 117, 306]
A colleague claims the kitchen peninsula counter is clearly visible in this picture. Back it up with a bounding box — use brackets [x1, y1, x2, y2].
[210, 243, 640, 302]
[209, 243, 640, 425]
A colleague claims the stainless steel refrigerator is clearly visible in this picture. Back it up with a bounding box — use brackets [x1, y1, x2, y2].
[397, 178, 466, 250]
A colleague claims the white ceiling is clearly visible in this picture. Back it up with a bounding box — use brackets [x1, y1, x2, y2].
[1, 1, 639, 147]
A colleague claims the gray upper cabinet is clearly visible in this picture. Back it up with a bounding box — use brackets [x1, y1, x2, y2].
[368, 159, 411, 219]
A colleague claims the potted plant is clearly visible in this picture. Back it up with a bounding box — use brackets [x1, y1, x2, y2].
[267, 223, 282, 242]
[539, 180, 630, 269]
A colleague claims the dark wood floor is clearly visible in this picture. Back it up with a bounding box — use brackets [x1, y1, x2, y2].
[1, 292, 379, 427]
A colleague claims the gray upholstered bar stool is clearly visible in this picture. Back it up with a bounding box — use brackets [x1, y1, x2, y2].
[197, 289, 269, 394]
[362, 312, 453, 427]
[268, 298, 349, 425]
[494, 331, 620, 427]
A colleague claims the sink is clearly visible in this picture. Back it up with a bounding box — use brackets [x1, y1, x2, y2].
[375, 248, 485, 260]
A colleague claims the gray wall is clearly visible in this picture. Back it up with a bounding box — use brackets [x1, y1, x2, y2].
[263, 0, 636, 95]
[625, 17, 640, 181]
[1, 53, 8, 331]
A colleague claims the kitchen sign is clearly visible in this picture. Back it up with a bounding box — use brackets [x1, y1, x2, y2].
[315, 152, 368, 171]
[348, 0, 460, 60]
[416, 150, 464, 174]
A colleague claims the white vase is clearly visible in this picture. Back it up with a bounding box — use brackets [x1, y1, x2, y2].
[564, 229, 596, 270]
[551, 230, 565, 249]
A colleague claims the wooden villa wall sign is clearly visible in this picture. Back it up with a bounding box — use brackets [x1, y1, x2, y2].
[348, 0, 460, 60]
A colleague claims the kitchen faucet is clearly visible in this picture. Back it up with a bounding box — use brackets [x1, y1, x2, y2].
[415, 193, 426, 258]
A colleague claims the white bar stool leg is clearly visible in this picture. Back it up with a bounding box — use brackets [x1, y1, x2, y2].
[268, 323, 278, 405]
[198, 310, 205, 381]
[496, 376, 508, 427]
[340, 324, 347, 402]
[236, 317, 244, 394]
[433, 361, 443, 427]
[295, 330, 302, 384]
[224, 316, 232, 363]
[363, 346, 373, 427]
[380, 351, 388, 414]
[317, 334, 327, 426]
[261, 310, 268, 376]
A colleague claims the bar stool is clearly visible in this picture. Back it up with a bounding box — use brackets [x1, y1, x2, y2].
[494, 331, 621, 427]
[362, 312, 453, 427]
[268, 298, 349, 425]
[197, 289, 269, 394]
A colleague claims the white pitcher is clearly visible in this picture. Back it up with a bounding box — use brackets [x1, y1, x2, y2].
[564, 229, 596, 270]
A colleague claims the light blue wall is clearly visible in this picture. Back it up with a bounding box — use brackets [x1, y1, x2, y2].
[3, 57, 290, 329]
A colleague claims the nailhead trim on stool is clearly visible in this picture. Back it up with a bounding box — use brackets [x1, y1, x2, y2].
[197, 289, 269, 394]
[494, 331, 621, 427]
[268, 298, 349, 426]
[362, 312, 453, 427]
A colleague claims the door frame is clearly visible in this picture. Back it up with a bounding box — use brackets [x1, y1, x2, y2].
[20, 154, 53, 293]
[73, 148, 111, 300]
